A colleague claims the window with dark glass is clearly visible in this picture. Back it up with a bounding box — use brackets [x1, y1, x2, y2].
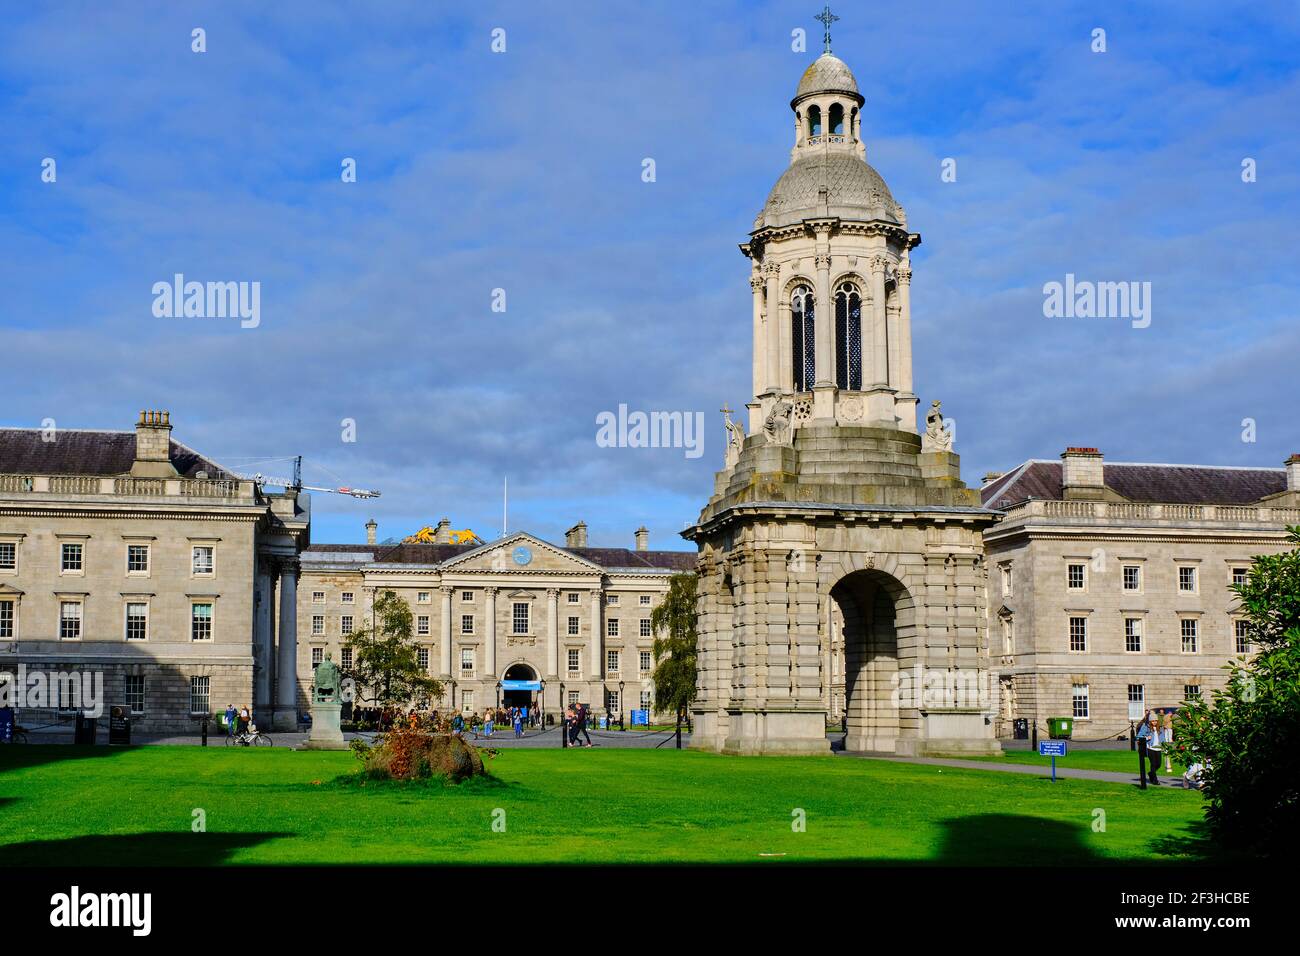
[834, 282, 862, 390]
[791, 285, 815, 391]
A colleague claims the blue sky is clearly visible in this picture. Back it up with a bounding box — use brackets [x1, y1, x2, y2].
[2, 1, 1298, 548]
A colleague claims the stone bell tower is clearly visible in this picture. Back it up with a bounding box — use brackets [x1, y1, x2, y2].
[683, 15, 1001, 757]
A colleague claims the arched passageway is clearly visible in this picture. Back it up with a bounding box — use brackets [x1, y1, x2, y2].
[830, 569, 915, 753]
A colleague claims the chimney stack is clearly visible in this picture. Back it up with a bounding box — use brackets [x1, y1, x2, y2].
[982, 471, 1004, 486]
[365, 518, 378, 546]
[1286, 454, 1300, 493]
[1060, 447, 1105, 500]
[131, 410, 179, 478]
[433, 518, 451, 544]
[635, 526, 649, 552]
[565, 521, 588, 549]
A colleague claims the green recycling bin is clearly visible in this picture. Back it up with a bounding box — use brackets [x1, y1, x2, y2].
[1047, 716, 1074, 740]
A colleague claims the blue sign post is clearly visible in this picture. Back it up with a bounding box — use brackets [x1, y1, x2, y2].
[1039, 740, 1068, 782]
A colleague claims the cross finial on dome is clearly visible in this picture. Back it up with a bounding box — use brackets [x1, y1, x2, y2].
[815, 5, 839, 55]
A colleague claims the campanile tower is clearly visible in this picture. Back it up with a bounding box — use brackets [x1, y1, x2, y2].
[685, 12, 1001, 757]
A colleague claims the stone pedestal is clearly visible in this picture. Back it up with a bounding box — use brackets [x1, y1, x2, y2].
[685, 422, 1001, 757]
[299, 700, 347, 750]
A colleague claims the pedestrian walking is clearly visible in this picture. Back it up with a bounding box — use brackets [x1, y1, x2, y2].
[1136, 710, 1159, 785]
[224, 703, 237, 737]
[577, 703, 593, 747]
[513, 709, 523, 738]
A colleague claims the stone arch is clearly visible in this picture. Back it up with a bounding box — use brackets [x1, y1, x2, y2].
[782, 273, 816, 299]
[829, 566, 917, 754]
[830, 271, 868, 296]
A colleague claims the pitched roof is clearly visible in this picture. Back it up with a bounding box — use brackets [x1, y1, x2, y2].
[982, 460, 1287, 510]
[302, 540, 696, 571]
[569, 547, 697, 571]
[0, 428, 234, 480]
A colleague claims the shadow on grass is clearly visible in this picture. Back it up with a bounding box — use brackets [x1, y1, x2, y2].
[0, 831, 292, 866]
[932, 813, 1106, 866]
[0, 743, 137, 778]
[1146, 817, 1231, 863]
[930, 812, 1222, 866]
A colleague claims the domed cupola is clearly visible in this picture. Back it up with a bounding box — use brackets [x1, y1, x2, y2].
[793, 53, 862, 107]
[754, 21, 905, 231]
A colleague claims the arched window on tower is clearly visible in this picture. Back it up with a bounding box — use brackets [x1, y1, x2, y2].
[834, 282, 863, 391]
[850, 106, 859, 140]
[808, 106, 822, 138]
[791, 285, 816, 392]
[829, 103, 844, 135]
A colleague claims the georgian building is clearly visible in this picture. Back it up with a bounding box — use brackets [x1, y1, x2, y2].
[979, 447, 1300, 738]
[296, 520, 694, 721]
[0, 412, 309, 732]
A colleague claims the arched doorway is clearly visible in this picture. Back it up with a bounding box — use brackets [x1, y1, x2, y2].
[501, 662, 540, 711]
[830, 568, 914, 753]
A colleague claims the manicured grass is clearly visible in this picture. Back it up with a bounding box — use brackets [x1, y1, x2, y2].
[0, 745, 1215, 865]
[963, 748, 1184, 775]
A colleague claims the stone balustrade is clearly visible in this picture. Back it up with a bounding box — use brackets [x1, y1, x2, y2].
[0, 473, 253, 499]
[998, 497, 1300, 526]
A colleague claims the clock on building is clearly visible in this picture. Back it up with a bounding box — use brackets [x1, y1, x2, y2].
[512, 546, 533, 566]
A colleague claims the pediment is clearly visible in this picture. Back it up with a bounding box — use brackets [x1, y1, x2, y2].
[439, 532, 604, 575]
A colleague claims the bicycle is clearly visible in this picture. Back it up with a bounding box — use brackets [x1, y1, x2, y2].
[224, 726, 273, 747]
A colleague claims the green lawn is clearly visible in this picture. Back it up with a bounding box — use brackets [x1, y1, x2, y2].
[0, 745, 1216, 865]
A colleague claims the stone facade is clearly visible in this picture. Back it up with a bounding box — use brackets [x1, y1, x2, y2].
[297, 525, 693, 722]
[979, 448, 1300, 739]
[683, 48, 1001, 756]
[0, 412, 308, 733]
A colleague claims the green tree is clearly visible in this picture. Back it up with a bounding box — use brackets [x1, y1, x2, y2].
[1176, 526, 1300, 856]
[344, 589, 443, 712]
[649, 573, 699, 744]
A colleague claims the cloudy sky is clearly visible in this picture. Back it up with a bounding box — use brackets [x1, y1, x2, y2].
[3, 1, 1297, 548]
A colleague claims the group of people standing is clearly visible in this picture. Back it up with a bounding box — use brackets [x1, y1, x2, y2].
[475, 706, 535, 739]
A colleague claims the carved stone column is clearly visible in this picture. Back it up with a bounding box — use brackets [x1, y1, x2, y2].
[589, 589, 603, 680]
[275, 559, 299, 729]
[813, 239, 833, 386]
[439, 585, 454, 677]
[546, 588, 560, 679]
[253, 559, 275, 714]
[893, 262, 918, 431]
[866, 254, 896, 422]
[869, 254, 889, 386]
[484, 587, 498, 681]
[750, 273, 765, 399]
[763, 261, 781, 392]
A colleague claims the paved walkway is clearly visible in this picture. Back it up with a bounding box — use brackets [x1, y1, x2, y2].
[20, 724, 692, 750]
[840, 752, 1192, 789]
